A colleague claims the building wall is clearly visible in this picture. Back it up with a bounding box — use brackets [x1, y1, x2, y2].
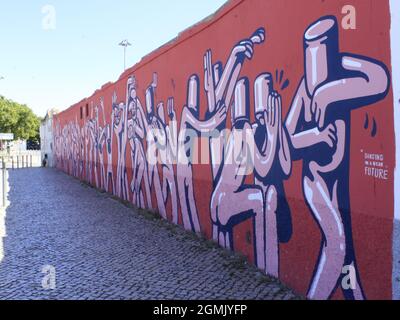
[53, 0, 397, 300]
[390, 0, 400, 300]
[40, 114, 55, 167]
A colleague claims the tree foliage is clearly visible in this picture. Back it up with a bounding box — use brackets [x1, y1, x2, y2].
[0, 96, 41, 141]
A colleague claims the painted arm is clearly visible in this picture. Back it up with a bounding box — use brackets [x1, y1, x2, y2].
[312, 55, 390, 128]
[100, 97, 106, 127]
[277, 95, 291, 177]
[251, 132, 276, 178]
[204, 50, 217, 114]
[151, 117, 167, 148]
[166, 97, 178, 159]
[215, 28, 265, 107]
[109, 112, 114, 151]
[285, 80, 337, 150]
[279, 125, 292, 177]
[134, 118, 145, 140]
[251, 93, 280, 177]
[87, 121, 96, 141]
[129, 133, 135, 151]
[182, 103, 226, 134]
[122, 102, 128, 141]
[99, 126, 107, 147]
[136, 98, 150, 134]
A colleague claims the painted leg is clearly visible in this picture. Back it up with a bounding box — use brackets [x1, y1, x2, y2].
[178, 176, 192, 231]
[124, 171, 129, 201]
[304, 176, 346, 300]
[225, 232, 232, 250]
[153, 166, 167, 219]
[212, 224, 219, 243]
[94, 160, 99, 188]
[143, 161, 153, 209]
[187, 181, 201, 233]
[162, 167, 168, 205]
[100, 159, 106, 190]
[217, 188, 265, 270]
[219, 232, 226, 248]
[168, 172, 179, 225]
[265, 185, 279, 278]
[211, 189, 220, 242]
[139, 190, 145, 209]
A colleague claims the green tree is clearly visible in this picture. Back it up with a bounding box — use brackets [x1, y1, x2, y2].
[0, 96, 41, 141]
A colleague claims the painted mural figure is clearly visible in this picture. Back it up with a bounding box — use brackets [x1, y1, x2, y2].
[86, 119, 94, 185]
[177, 75, 227, 232]
[80, 125, 85, 178]
[112, 90, 129, 201]
[126, 76, 153, 209]
[158, 98, 179, 224]
[97, 98, 107, 190]
[104, 101, 115, 195]
[210, 78, 282, 272]
[84, 119, 90, 182]
[66, 125, 72, 174]
[205, 28, 286, 273]
[203, 28, 265, 240]
[285, 16, 390, 300]
[140, 74, 168, 219]
[74, 120, 81, 178]
[71, 121, 78, 177]
[88, 105, 100, 189]
[252, 74, 292, 277]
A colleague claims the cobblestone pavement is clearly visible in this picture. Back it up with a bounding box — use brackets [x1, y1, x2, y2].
[0, 168, 301, 300]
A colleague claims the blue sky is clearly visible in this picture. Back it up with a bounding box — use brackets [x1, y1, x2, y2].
[0, 0, 227, 117]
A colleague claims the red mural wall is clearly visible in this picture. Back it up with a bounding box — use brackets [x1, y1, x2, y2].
[53, 0, 394, 300]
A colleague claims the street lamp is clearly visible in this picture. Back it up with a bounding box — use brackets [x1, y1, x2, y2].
[118, 40, 132, 71]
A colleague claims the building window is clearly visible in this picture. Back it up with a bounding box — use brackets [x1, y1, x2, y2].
[86, 104, 89, 117]
[80, 106, 83, 119]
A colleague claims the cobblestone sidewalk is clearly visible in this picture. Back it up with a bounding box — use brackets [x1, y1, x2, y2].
[0, 168, 301, 300]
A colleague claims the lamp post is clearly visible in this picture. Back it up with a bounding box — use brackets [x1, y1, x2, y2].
[118, 40, 132, 71]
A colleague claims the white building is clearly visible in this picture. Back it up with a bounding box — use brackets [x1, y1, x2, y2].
[40, 108, 59, 167]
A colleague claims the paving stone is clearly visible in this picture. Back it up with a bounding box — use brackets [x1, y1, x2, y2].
[0, 168, 301, 300]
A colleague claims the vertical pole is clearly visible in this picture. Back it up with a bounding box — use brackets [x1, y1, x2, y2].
[2, 158, 6, 207]
[124, 46, 126, 71]
[30, 154, 33, 168]
[0, 161, 3, 208]
[22, 155, 25, 168]
[11, 156, 14, 170]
